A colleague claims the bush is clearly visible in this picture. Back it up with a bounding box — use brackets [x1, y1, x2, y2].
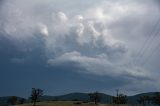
[74, 102, 82, 105]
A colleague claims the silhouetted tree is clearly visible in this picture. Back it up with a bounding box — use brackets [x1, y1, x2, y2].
[113, 97, 117, 104]
[119, 94, 128, 104]
[88, 91, 101, 104]
[152, 92, 160, 106]
[30, 88, 43, 106]
[138, 96, 146, 106]
[144, 96, 151, 106]
[113, 94, 127, 104]
[8, 96, 18, 105]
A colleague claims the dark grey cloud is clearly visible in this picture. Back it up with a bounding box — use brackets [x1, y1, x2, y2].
[0, 0, 160, 96]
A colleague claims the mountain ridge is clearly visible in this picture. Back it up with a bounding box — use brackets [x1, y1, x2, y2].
[39, 92, 160, 104]
[0, 92, 159, 105]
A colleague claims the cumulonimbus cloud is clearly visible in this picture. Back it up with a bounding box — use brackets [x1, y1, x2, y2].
[0, 0, 159, 92]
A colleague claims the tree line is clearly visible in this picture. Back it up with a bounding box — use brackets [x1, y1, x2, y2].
[137, 92, 160, 106]
[6, 89, 160, 106]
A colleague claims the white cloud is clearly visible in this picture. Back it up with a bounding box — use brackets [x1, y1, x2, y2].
[48, 51, 150, 78]
[38, 23, 49, 36]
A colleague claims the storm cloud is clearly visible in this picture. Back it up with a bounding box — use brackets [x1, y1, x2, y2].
[0, 0, 160, 96]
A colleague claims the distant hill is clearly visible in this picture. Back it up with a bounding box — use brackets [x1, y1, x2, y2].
[128, 92, 158, 104]
[39, 92, 159, 104]
[0, 92, 159, 105]
[39, 92, 113, 103]
[0, 96, 10, 106]
[39, 93, 91, 101]
[0, 96, 26, 106]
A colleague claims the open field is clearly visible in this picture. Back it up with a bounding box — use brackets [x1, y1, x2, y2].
[16, 101, 109, 106]
[17, 101, 95, 106]
[17, 101, 97, 106]
[16, 101, 132, 106]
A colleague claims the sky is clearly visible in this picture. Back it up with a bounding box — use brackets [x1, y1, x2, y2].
[0, 0, 160, 98]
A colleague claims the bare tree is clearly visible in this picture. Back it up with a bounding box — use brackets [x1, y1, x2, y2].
[30, 88, 43, 106]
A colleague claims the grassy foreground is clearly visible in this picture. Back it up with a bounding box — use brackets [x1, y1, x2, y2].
[17, 101, 104, 106]
[17, 101, 132, 106]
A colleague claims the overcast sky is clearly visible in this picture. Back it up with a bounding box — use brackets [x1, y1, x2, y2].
[0, 0, 160, 97]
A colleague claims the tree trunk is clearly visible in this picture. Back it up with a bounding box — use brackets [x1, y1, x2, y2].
[33, 99, 36, 106]
[95, 99, 97, 104]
